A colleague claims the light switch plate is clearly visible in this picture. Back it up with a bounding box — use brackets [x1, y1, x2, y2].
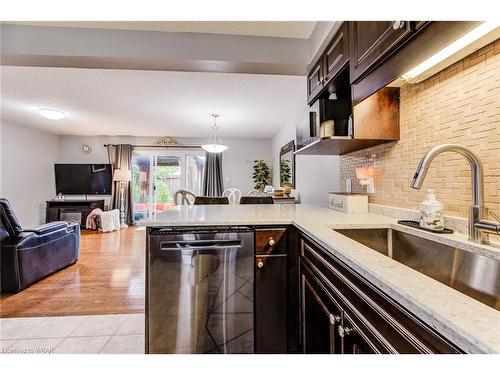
[346, 178, 352, 193]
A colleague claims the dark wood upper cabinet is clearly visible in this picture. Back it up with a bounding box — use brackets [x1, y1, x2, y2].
[307, 59, 323, 104]
[307, 22, 349, 104]
[350, 21, 478, 104]
[348, 21, 413, 84]
[323, 22, 349, 86]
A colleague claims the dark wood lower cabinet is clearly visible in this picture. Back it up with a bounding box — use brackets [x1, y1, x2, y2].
[341, 313, 378, 354]
[302, 274, 342, 353]
[301, 260, 379, 354]
[254, 227, 463, 354]
[255, 254, 288, 353]
[254, 226, 293, 353]
[299, 235, 463, 354]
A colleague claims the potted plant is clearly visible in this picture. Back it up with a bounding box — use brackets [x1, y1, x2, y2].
[252, 160, 271, 191]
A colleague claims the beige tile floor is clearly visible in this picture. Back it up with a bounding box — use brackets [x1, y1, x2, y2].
[0, 313, 144, 354]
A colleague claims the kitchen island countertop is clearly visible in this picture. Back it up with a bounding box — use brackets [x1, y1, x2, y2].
[142, 204, 500, 353]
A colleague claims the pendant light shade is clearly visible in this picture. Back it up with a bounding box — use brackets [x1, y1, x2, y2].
[202, 114, 228, 153]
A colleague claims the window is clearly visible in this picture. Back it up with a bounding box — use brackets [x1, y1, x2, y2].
[131, 149, 205, 221]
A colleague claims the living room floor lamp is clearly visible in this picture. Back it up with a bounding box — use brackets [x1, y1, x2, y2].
[113, 169, 132, 229]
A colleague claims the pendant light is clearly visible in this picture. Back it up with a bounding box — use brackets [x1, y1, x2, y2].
[202, 114, 228, 153]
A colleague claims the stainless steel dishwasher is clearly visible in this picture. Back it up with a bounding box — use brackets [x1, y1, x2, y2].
[146, 226, 254, 354]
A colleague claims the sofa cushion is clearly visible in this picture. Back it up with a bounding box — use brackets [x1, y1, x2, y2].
[0, 198, 22, 238]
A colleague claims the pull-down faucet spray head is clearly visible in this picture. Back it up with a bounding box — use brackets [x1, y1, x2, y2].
[409, 144, 484, 206]
[411, 158, 428, 190]
[409, 144, 500, 244]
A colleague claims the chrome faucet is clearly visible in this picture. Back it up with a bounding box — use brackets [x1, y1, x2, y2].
[411, 144, 500, 244]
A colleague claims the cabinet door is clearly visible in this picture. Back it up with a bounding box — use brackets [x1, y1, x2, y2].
[323, 22, 349, 85]
[349, 21, 413, 83]
[340, 312, 378, 354]
[255, 254, 288, 353]
[307, 59, 324, 104]
[301, 264, 342, 354]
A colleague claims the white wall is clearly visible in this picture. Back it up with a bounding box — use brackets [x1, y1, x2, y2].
[271, 107, 340, 205]
[218, 138, 272, 194]
[295, 155, 340, 204]
[0, 121, 60, 227]
[57, 135, 272, 196]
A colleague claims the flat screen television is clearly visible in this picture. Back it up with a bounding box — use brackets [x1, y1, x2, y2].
[55, 164, 113, 195]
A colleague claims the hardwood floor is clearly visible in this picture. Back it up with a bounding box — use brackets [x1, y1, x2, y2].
[0, 227, 145, 318]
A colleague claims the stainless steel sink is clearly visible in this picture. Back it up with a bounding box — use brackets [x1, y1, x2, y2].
[334, 228, 500, 310]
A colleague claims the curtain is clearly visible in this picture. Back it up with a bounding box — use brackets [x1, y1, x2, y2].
[107, 144, 134, 224]
[202, 152, 224, 197]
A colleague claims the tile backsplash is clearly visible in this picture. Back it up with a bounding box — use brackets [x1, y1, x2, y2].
[340, 40, 500, 219]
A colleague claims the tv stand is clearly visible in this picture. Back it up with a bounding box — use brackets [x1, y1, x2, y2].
[46, 199, 105, 228]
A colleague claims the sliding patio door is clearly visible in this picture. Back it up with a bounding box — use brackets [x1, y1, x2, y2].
[131, 149, 205, 221]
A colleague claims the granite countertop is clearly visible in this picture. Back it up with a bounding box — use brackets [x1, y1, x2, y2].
[141, 204, 500, 353]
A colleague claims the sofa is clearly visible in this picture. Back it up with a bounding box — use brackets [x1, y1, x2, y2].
[0, 198, 80, 293]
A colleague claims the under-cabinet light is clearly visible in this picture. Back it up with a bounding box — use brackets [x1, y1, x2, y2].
[401, 21, 499, 82]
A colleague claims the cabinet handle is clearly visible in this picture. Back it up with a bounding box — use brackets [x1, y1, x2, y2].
[268, 238, 275, 246]
[338, 325, 354, 338]
[329, 314, 341, 325]
[392, 21, 405, 30]
[257, 260, 264, 268]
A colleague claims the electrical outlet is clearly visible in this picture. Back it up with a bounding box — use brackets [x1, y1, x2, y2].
[345, 178, 352, 193]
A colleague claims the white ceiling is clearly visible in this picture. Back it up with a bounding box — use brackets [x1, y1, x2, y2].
[4, 21, 317, 39]
[1, 66, 306, 138]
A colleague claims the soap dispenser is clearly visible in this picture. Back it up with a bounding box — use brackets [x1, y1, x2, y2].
[419, 189, 444, 231]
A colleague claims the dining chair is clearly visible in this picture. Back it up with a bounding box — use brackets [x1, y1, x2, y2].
[239, 196, 274, 204]
[174, 190, 196, 205]
[247, 189, 263, 196]
[222, 188, 242, 205]
[193, 196, 230, 205]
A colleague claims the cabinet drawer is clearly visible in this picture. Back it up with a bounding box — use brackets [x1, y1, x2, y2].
[255, 228, 287, 255]
[300, 236, 462, 353]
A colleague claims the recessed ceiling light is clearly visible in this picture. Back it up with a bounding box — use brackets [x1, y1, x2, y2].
[37, 108, 67, 120]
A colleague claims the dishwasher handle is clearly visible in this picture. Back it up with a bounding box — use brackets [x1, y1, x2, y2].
[160, 239, 243, 251]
